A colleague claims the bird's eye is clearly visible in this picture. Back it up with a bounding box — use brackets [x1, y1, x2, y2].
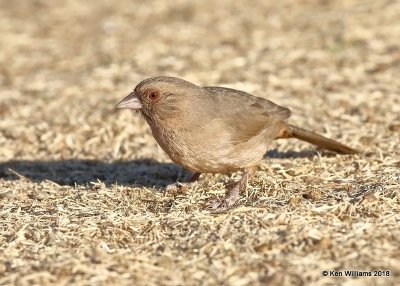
[148, 91, 160, 100]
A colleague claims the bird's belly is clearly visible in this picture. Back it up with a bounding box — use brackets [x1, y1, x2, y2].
[181, 151, 263, 173]
[152, 127, 267, 173]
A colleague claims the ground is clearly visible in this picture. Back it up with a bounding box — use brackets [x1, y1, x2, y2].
[0, 0, 399, 285]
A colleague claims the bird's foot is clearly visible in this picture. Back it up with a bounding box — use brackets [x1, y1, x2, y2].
[165, 172, 201, 191]
[165, 181, 193, 191]
[208, 182, 241, 213]
[208, 170, 252, 213]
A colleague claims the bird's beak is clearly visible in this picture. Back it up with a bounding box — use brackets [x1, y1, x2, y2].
[116, 92, 142, 110]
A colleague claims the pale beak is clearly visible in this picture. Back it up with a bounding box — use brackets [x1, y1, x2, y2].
[116, 92, 142, 110]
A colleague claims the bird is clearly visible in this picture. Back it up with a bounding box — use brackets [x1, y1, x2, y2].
[117, 76, 359, 210]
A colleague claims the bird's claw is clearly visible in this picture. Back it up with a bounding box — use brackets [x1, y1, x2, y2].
[207, 184, 241, 213]
[165, 173, 201, 192]
[165, 181, 186, 191]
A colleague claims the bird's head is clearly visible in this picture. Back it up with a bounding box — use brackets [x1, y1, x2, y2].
[117, 76, 200, 121]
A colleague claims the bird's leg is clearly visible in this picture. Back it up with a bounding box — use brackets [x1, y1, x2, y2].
[210, 168, 254, 212]
[184, 172, 201, 183]
[166, 172, 201, 191]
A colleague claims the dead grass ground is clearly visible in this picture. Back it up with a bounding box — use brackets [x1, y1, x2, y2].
[0, 0, 399, 285]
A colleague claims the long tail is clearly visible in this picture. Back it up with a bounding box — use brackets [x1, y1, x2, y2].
[279, 124, 360, 154]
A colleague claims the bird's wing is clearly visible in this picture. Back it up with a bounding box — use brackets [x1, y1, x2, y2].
[203, 86, 291, 144]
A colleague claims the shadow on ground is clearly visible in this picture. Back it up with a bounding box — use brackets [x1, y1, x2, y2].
[265, 149, 318, 159]
[0, 159, 183, 188]
[0, 149, 319, 187]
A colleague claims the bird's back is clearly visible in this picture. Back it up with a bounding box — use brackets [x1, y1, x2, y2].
[163, 86, 291, 173]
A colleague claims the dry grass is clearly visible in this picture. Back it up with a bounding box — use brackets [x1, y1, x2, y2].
[0, 0, 399, 285]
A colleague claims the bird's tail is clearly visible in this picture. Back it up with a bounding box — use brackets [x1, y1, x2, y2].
[278, 124, 360, 154]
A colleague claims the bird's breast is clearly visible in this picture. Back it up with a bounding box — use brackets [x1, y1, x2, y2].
[148, 123, 201, 171]
[147, 120, 267, 174]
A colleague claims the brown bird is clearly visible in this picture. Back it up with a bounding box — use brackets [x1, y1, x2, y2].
[117, 76, 359, 210]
